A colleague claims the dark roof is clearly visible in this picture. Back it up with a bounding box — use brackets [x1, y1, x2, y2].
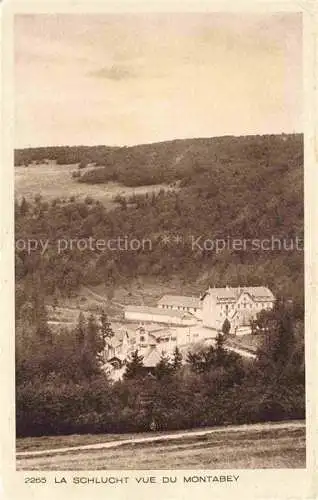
[201, 286, 274, 303]
[107, 356, 122, 363]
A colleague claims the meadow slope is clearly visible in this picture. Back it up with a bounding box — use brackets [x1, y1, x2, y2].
[16, 421, 305, 470]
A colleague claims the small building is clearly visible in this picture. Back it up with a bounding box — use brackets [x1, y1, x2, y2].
[103, 330, 130, 366]
[142, 346, 163, 369]
[134, 324, 178, 355]
[124, 305, 196, 326]
[185, 324, 219, 343]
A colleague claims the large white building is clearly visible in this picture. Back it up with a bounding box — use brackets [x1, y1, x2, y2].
[200, 286, 275, 334]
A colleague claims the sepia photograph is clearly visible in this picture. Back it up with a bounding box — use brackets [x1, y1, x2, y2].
[10, 6, 308, 477]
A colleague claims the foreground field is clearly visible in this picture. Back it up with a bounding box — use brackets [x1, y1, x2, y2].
[16, 421, 305, 470]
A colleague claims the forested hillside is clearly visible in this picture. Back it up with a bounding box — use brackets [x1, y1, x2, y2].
[77, 133, 303, 187]
[15, 134, 302, 188]
[15, 133, 304, 314]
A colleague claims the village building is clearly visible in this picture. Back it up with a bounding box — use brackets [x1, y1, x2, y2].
[103, 330, 130, 369]
[134, 324, 178, 354]
[200, 286, 275, 334]
[180, 324, 219, 343]
[105, 284, 274, 380]
[157, 295, 202, 319]
[142, 346, 163, 371]
[124, 305, 196, 326]
[132, 323, 220, 356]
[114, 285, 276, 378]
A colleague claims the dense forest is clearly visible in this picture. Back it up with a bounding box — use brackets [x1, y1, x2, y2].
[15, 133, 304, 436]
[14, 145, 120, 168]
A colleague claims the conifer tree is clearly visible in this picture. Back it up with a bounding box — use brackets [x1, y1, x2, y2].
[155, 352, 173, 380]
[86, 314, 104, 355]
[172, 346, 183, 371]
[75, 312, 86, 346]
[124, 350, 144, 379]
[258, 299, 296, 376]
[20, 197, 29, 216]
[100, 310, 114, 344]
[222, 318, 231, 336]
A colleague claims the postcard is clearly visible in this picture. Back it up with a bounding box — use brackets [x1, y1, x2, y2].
[0, 0, 316, 498]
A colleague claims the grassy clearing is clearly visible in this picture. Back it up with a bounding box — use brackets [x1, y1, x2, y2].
[15, 163, 175, 207]
[16, 422, 305, 470]
[45, 279, 204, 324]
[225, 334, 264, 354]
[94, 278, 205, 308]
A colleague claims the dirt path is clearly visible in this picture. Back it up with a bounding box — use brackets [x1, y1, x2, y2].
[224, 345, 256, 359]
[82, 286, 125, 307]
[82, 286, 108, 303]
[112, 300, 125, 308]
[47, 320, 74, 326]
[16, 420, 305, 458]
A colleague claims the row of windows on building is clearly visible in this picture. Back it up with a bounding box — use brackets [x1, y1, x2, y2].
[219, 304, 272, 317]
[161, 302, 272, 312]
[220, 301, 272, 310]
[139, 335, 177, 343]
[160, 304, 198, 312]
